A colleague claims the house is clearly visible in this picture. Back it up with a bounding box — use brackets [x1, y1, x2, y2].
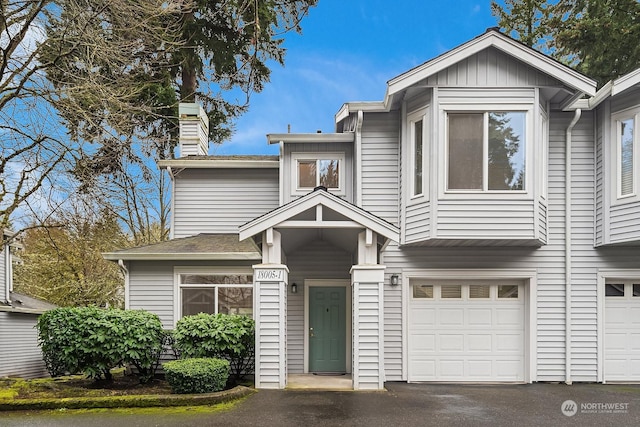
[0, 230, 56, 378]
[104, 29, 640, 389]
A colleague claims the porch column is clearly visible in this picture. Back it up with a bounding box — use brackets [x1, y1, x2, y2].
[351, 230, 385, 390]
[253, 228, 287, 389]
[253, 264, 288, 389]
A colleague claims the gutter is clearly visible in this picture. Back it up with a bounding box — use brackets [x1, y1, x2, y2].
[118, 260, 129, 309]
[565, 108, 582, 385]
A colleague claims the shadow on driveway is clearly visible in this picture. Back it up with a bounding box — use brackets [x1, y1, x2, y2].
[2, 383, 639, 426]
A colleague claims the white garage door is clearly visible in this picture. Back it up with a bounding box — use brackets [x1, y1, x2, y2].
[408, 280, 525, 382]
[605, 282, 640, 381]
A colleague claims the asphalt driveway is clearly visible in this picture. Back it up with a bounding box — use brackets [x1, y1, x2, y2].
[2, 382, 639, 426]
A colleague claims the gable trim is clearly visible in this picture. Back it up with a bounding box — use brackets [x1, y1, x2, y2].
[386, 30, 596, 100]
[239, 189, 399, 242]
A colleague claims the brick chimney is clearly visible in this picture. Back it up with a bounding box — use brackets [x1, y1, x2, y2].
[179, 103, 209, 156]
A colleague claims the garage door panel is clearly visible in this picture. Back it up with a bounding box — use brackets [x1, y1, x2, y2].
[439, 309, 464, 326]
[496, 334, 523, 352]
[408, 282, 525, 382]
[468, 334, 492, 351]
[496, 308, 522, 326]
[468, 308, 492, 326]
[604, 282, 640, 381]
[439, 334, 464, 351]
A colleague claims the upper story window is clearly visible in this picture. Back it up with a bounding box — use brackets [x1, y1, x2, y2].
[613, 108, 638, 200]
[447, 111, 526, 192]
[409, 108, 428, 198]
[292, 152, 345, 195]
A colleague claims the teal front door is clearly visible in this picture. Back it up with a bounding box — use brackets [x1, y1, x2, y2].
[309, 286, 347, 373]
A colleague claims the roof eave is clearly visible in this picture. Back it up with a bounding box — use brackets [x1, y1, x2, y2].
[266, 133, 355, 144]
[158, 159, 279, 169]
[103, 252, 262, 261]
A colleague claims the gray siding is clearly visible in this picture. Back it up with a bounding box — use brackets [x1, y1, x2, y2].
[353, 281, 383, 390]
[611, 87, 640, 113]
[254, 279, 286, 388]
[173, 168, 279, 238]
[382, 111, 640, 382]
[594, 104, 606, 246]
[0, 312, 48, 378]
[609, 202, 640, 243]
[361, 112, 400, 225]
[425, 47, 565, 88]
[128, 259, 255, 329]
[286, 240, 353, 373]
[404, 201, 430, 244]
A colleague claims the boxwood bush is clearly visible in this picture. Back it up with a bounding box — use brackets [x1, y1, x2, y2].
[173, 313, 254, 383]
[37, 307, 164, 382]
[163, 358, 230, 394]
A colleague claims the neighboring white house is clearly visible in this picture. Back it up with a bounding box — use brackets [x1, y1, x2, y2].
[105, 29, 640, 389]
[0, 230, 56, 378]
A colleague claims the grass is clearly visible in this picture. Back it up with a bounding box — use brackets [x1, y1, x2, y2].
[0, 371, 172, 401]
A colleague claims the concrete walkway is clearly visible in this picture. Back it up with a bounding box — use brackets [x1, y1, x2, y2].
[2, 383, 639, 426]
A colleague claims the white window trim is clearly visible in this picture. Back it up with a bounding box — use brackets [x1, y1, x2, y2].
[173, 266, 254, 327]
[612, 107, 639, 204]
[538, 108, 549, 201]
[401, 269, 537, 383]
[291, 152, 346, 196]
[596, 269, 640, 383]
[408, 107, 429, 200]
[438, 103, 534, 200]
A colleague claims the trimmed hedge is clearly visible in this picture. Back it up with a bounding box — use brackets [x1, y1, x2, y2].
[163, 358, 230, 394]
[37, 307, 164, 382]
[173, 313, 255, 383]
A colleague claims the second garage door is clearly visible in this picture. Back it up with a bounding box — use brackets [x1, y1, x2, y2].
[408, 280, 525, 382]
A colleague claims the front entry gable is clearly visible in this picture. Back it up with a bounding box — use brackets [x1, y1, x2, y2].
[238, 187, 400, 244]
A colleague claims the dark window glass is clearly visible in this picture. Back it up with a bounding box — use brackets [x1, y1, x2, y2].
[633, 284, 640, 297]
[605, 284, 625, 297]
[448, 113, 483, 190]
[414, 119, 423, 195]
[182, 288, 215, 316]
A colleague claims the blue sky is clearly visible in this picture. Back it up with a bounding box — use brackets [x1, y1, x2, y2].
[214, 0, 498, 155]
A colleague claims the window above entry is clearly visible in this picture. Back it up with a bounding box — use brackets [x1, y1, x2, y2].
[292, 152, 345, 196]
[447, 111, 527, 192]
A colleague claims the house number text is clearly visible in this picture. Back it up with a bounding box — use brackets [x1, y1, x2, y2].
[256, 269, 284, 281]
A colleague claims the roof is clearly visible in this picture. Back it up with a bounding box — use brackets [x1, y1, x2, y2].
[336, 28, 597, 122]
[569, 66, 640, 110]
[158, 155, 279, 169]
[0, 291, 57, 315]
[103, 234, 262, 261]
[266, 133, 354, 144]
[239, 187, 400, 242]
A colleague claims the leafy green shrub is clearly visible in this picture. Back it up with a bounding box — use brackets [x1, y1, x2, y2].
[37, 307, 164, 382]
[163, 358, 230, 394]
[173, 313, 254, 383]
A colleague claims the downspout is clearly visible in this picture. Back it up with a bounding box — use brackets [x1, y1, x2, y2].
[355, 110, 364, 206]
[167, 166, 175, 240]
[4, 241, 11, 304]
[118, 260, 130, 309]
[565, 108, 581, 385]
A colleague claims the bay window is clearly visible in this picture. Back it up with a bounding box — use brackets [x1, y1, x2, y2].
[409, 108, 428, 198]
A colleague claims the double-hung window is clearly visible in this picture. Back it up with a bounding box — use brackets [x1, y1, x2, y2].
[613, 108, 638, 200]
[176, 269, 253, 320]
[447, 111, 527, 192]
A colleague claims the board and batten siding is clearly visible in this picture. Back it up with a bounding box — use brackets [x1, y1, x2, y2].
[0, 312, 48, 379]
[381, 111, 640, 382]
[172, 168, 279, 238]
[360, 112, 400, 225]
[424, 47, 565, 88]
[286, 240, 353, 374]
[283, 142, 354, 204]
